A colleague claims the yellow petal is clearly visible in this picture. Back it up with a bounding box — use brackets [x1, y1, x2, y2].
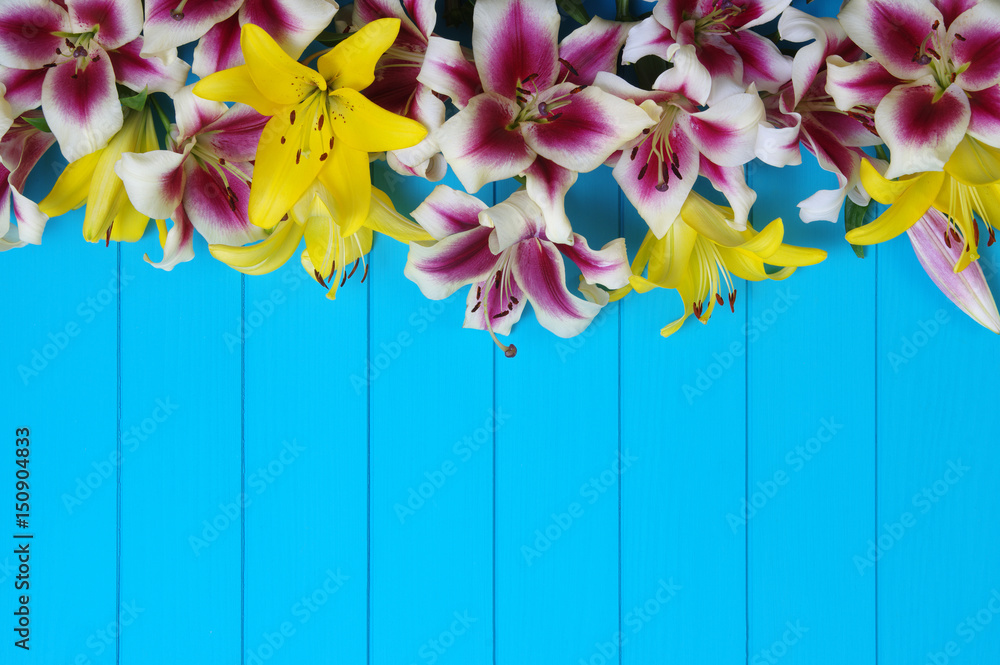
[765, 243, 827, 267]
[318, 140, 372, 237]
[734, 218, 784, 259]
[649, 222, 697, 289]
[301, 195, 337, 277]
[678, 193, 745, 248]
[38, 150, 101, 217]
[319, 18, 400, 91]
[248, 111, 327, 229]
[365, 188, 433, 242]
[193, 66, 285, 117]
[209, 218, 305, 275]
[847, 171, 944, 245]
[110, 198, 151, 243]
[81, 111, 147, 242]
[241, 23, 325, 105]
[859, 159, 933, 204]
[327, 87, 428, 152]
[945, 136, 1000, 187]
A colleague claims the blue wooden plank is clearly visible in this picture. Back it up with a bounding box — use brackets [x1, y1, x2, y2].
[747, 159, 877, 665]
[619, 195, 746, 664]
[119, 232, 241, 663]
[243, 257, 368, 664]
[369, 164, 494, 665]
[877, 237, 1000, 665]
[493, 171, 620, 664]
[1, 196, 118, 662]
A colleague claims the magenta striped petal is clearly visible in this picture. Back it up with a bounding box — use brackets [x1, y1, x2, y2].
[622, 16, 675, 64]
[69, 0, 142, 50]
[651, 44, 711, 105]
[354, 0, 429, 47]
[191, 15, 242, 77]
[557, 17, 632, 86]
[692, 36, 745, 103]
[404, 225, 497, 299]
[780, 8, 855, 106]
[679, 90, 763, 168]
[463, 274, 525, 336]
[436, 93, 536, 193]
[875, 81, 970, 179]
[41, 50, 122, 162]
[558, 235, 630, 289]
[481, 189, 545, 252]
[728, 0, 791, 30]
[0, 66, 45, 115]
[968, 87, 1000, 150]
[418, 36, 481, 109]
[173, 85, 226, 140]
[810, 107, 881, 148]
[109, 38, 189, 95]
[239, 0, 338, 60]
[933, 0, 976, 27]
[142, 0, 242, 54]
[364, 60, 421, 117]
[0, 0, 67, 69]
[0, 116, 56, 192]
[402, 0, 436, 40]
[146, 205, 196, 270]
[700, 159, 755, 230]
[825, 57, 903, 110]
[838, 0, 941, 81]
[183, 159, 263, 246]
[722, 31, 791, 94]
[908, 207, 1000, 332]
[411, 185, 488, 240]
[115, 149, 186, 220]
[200, 104, 269, 163]
[523, 157, 577, 245]
[948, 4, 1000, 92]
[652, 0, 699, 33]
[511, 238, 601, 338]
[471, 0, 560, 98]
[613, 123, 697, 238]
[521, 84, 654, 174]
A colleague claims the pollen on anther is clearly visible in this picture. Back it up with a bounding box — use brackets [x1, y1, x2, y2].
[290, 110, 296, 125]
[280, 136, 286, 144]
[637, 163, 648, 180]
[296, 149, 301, 164]
[471, 301, 482, 313]
[320, 153, 328, 161]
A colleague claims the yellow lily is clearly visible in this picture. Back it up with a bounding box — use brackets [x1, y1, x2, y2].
[193, 19, 428, 237]
[209, 186, 431, 300]
[850, 137, 1000, 273]
[613, 191, 826, 337]
[39, 105, 158, 244]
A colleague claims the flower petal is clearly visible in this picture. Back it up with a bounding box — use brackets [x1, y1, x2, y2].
[521, 84, 655, 173]
[512, 237, 601, 337]
[472, 0, 560, 98]
[699, 160, 756, 231]
[192, 64, 284, 116]
[480, 189, 544, 253]
[418, 36, 481, 109]
[0, 66, 45, 116]
[825, 56, 903, 110]
[557, 16, 632, 86]
[621, 16, 675, 64]
[849, 164, 944, 244]
[411, 184, 488, 240]
[404, 225, 496, 299]
[522, 157, 577, 245]
[191, 14, 243, 77]
[779, 8, 857, 107]
[838, 0, 941, 81]
[41, 51, 123, 162]
[239, 0, 339, 62]
[875, 80, 971, 179]
[115, 149, 186, 220]
[353, 0, 429, 45]
[652, 43, 711, 105]
[209, 216, 305, 274]
[142, 0, 242, 54]
[366, 187, 433, 242]
[558, 235, 631, 289]
[145, 205, 196, 271]
[679, 90, 763, 168]
[722, 31, 792, 94]
[172, 84, 227, 140]
[436, 93, 536, 193]
[967, 86, 1000, 150]
[241, 23, 326, 106]
[248, 112, 327, 228]
[318, 17, 399, 91]
[327, 86, 428, 152]
[109, 39, 190, 95]
[463, 274, 525, 337]
[70, 0, 143, 50]
[316, 140, 372, 237]
[948, 3, 1000, 92]
[0, 0, 66, 69]
[200, 104, 269, 163]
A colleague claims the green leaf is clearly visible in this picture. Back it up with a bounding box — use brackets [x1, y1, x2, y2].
[23, 116, 51, 133]
[874, 144, 889, 162]
[557, 0, 589, 25]
[616, 0, 632, 21]
[844, 197, 878, 259]
[121, 86, 149, 111]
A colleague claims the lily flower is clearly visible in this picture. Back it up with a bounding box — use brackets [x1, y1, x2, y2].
[594, 68, 764, 238]
[0, 112, 57, 250]
[623, 0, 793, 105]
[115, 85, 269, 270]
[39, 104, 159, 243]
[611, 190, 826, 337]
[908, 207, 1000, 333]
[826, 0, 1000, 180]
[142, 0, 338, 77]
[210, 184, 431, 299]
[428, 0, 654, 244]
[849, 151, 1000, 272]
[404, 186, 632, 354]
[757, 7, 882, 223]
[0, 0, 188, 161]
[351, 0, 447, 180]
[193, 19, 428, 238]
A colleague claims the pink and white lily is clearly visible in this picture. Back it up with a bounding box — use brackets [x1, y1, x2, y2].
[908, 206, 1000, 333]
[0, 0, 189, 162]
[757, 7, 882, 223]
[596, 68, 764, 237]
[623, 0, 793, 105]
[826, 0, 1000, 179]
[116, 85, 267, 270]
[427, 0, 654, 244]
[404, 186, 631, 352]
[142, 0, 338, 77]
[0, 112, 56, 250]
[351, 0, 447, 180]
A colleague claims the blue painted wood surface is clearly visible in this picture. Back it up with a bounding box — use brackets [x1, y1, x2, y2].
[3, 1, 1000, 663]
